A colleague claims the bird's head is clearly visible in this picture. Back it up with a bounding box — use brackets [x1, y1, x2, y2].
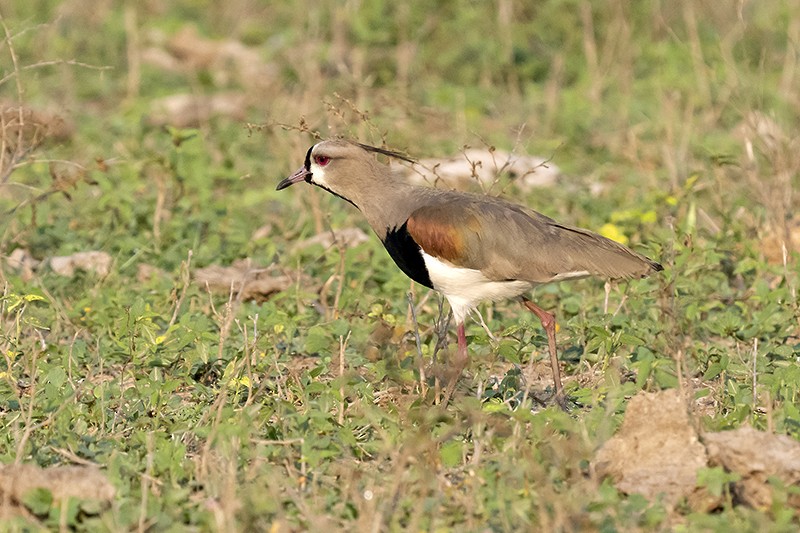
[276, 140, 415, 208]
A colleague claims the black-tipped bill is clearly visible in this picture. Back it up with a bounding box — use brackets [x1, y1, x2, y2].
[276, 166, 311, 191]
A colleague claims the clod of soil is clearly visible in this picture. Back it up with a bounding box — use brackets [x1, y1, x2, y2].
[593, 389, 707, 507]
[49, 251, 112, 277]
[291, 227, 369, 252]
[594, 389, 800, 512]
[146, 92, 248, 128]
[6, 249, 112, 279]
[0, 464, 115, 518]
[703, 426, 800, 509]
[403, 148, 559, 191]
[194, 259, 294, 302]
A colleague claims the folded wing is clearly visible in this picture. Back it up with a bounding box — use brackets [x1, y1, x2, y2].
[406, 195, 662, 284]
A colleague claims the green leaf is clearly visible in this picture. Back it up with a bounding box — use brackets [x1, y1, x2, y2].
[703, 362, 723, 380]
[440, 440, 462, 468]
[634, 357, 652, 388]
[618, 333, 644, 347]
[304, 325, 331, 354]
[482, 398, 509, 414]
[22, 487, 53, 516]
[44, 366, 67, 388]
[696, 467, 740, 497]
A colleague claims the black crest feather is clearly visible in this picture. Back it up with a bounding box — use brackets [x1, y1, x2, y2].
[354, 142, 417, 164]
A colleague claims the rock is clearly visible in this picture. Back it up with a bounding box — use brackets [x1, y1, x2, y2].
[593, 389, 708, 507]
[291, 227, 369, 252]
[49, 251, 112, 277]
[193, 259, 295, 302]
[5, 248, 40, 281]
[703, 426, 800, 510]
[0, 463, 115, 519]
[146, 92, 248, 128]
[403, 148, 559, 191]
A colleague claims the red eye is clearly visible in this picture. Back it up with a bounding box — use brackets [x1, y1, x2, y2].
[314, 155, 330, 166]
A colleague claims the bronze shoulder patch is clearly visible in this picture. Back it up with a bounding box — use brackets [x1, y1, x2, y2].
[406, 209, 465, 263]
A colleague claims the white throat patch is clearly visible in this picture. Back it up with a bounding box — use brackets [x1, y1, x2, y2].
[308, 143, 331, 188]
[310, 164, 329, 188]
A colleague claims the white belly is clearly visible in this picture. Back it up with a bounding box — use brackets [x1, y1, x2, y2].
[421, 252, 534, 324]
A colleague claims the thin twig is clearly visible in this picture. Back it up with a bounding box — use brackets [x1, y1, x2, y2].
[407, 292, 426, 397]
[431, 295, 451, 362]
[407, 292, 424, 356]
[252, 438, 304, 446]
[0, 15, 25, 184]
[14, 346, 40, 464]
[138, 432, 154, 533]
[611, 290, 630, 318]
[167, 250, 193, 330]
[241, 313, 259, 408]
[338, 331, 351, 425]
[783, 241, 797, 304]
[0, 59, 112, 86]
[518, 325, 549, 410]
[50, 446, 100, 467]
[332, 239, 347, 319]
[472, 310, 497, 344]
[124, 4, 140, 99]
[215, 278, 240, 362]
[751, 337, 758, 421]
[431, 296, 451, 405]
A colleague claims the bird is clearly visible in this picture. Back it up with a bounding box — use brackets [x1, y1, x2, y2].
[277, 139, 662, 406]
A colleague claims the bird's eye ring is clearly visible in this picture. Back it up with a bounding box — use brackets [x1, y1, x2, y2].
[314, 155, 330, 166]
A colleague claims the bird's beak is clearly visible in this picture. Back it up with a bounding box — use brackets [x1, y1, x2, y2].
[276, 166, 311, 191]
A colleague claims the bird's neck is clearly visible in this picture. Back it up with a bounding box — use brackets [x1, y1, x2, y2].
[356, 180, 420, 236]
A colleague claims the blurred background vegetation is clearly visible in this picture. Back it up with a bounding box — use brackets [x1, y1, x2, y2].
[1, 0, 799, 530]
[2, 1, 798, 255]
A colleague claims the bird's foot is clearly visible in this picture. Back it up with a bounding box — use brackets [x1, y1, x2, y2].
[553, 390, 570, 411]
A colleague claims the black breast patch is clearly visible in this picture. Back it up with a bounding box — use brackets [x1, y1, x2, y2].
[382, 223, 433, 289]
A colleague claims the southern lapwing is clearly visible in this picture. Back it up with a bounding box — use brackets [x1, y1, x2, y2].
[277, 139, 662, 405]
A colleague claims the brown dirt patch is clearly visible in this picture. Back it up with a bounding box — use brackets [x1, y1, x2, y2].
[594, 389, 800, 512]
[0, 464, 115, 520]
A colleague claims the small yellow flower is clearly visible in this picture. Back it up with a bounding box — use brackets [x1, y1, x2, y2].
[639, 210, 657, 224]
[599, 223, 629, 245]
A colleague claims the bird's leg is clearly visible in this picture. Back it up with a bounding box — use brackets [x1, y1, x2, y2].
[456, 321, 468, 361]
[521, 297, 565, 407]
[440, 322, 469, 406]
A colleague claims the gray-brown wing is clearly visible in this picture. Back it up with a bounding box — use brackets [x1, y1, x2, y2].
[408, 195, 661, 283]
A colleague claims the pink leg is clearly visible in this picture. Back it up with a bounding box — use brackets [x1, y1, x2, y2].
[441, 322, 469, 406]
[521, 297, 565, 406]
[457, 322, 468, 359]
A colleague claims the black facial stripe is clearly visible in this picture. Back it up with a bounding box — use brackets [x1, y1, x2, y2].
[382, 223, 433, 289]
[303, 146, 313, 170]
[312, 182, 358, 210]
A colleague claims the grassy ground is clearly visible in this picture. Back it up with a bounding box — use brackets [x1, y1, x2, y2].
[1, 0, 799, 530]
